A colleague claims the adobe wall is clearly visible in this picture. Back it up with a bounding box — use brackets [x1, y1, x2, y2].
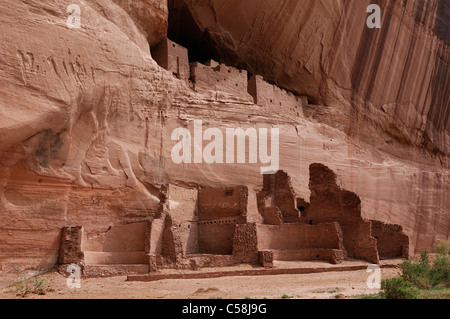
[59, 226, 84, 264]
[245, 186, 264, 224]
[233, 223, 258, 263]
[258, 171, 300, 223]
[308, 164, 362, 223]
[60, 223, 149, 266]
[186, 255, 236, 270]
[166, 185, 199, 255]
[190, 62, 253, 102]
[82, 222, 147, 252]
[151, 38, 190, 81]
[353, 220, 379, 264]
[198, 222, 236, 255]
[83, 251, 148, 265]
[371, 220, 409, 259]
[198, 186, 246, 221]
[262, 207, 283, 225]
[307, 163, 380, 263]
[149, 215, 165, 255]
[271, 248, 345, 264]
[161, 214, 184, 261]
[256, 222, 343, 251]
[248, 75, 303, 117]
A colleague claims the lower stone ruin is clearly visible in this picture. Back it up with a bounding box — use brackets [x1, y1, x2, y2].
[58, 163, 409, 277]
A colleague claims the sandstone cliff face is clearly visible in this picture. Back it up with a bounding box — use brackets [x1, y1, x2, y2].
[0, 0, 448, 285]
[180, 0, 449, 159]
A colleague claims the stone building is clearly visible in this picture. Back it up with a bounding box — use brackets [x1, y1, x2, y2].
[59, 164, 409, 277]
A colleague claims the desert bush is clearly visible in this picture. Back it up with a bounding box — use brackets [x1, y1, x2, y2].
[382, 250, 450, 299]
[400, 252, 432, 289]
[429, 255, 450, 287]
[431, 240, 450, 255]
[15, 276, 48, 297]
[381, 277, 420, 299]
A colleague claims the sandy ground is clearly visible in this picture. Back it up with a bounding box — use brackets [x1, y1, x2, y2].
[0, 265, 401, 299]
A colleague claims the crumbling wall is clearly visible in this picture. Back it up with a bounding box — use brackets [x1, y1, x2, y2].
[149, 215, 165, 255]
[190, 61, 253, 102]
[161, 214, 184, 262]
[82, 222, 148, 265]
[245, 186, 264, 224]
[262, 207, 283, 225]
[256, 223, 343, 250]
[59, 223, 149, 266]
[271, 249, 344, 264]
[233, 223, 258, 263]
[255, 223, 345, 264]
[82, 222, 146, 252]
[166, 185, 199, 255]
[196, 186, 246, 254]
[307, 163, 379, 263]
[59, 226, 84, 265]
[151, 38, 190, 80]
[258, 171, 300, 223]
[353, 221, 379, 264]
[248, 75, 303, 117]
[58, 165, 411, 275]
[198, 187, 246, 221]
[371, 220, 409, 259]
[198, 221, 236, 255]
[258, 250, 274, 268]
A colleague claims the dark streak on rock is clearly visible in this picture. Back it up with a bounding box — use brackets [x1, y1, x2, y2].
[35, 129, 64, 167]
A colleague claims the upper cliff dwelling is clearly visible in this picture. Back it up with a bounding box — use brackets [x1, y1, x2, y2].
[151, 0, 312, 108]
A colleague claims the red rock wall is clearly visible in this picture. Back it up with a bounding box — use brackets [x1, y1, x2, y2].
[181, 0, 449, 155]
[0, 0, 448, 283]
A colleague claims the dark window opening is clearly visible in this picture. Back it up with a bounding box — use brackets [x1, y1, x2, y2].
[298, 206, 305, 212]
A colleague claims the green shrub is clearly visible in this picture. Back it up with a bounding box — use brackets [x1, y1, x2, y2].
[429, 255, 450, 287]
[381, 277, 420, 299]
[15, 276, 48, 297]
[381, 249, 450, 299]
[431, 240, 450, 255]
[400, 254, 432, 289]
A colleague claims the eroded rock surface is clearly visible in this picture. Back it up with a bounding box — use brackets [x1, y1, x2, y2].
[179, 0, 449, 157]
[0, 0, 448, 285]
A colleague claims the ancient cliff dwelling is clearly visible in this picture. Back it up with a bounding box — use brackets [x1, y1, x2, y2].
[0, 0, 448, 299]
